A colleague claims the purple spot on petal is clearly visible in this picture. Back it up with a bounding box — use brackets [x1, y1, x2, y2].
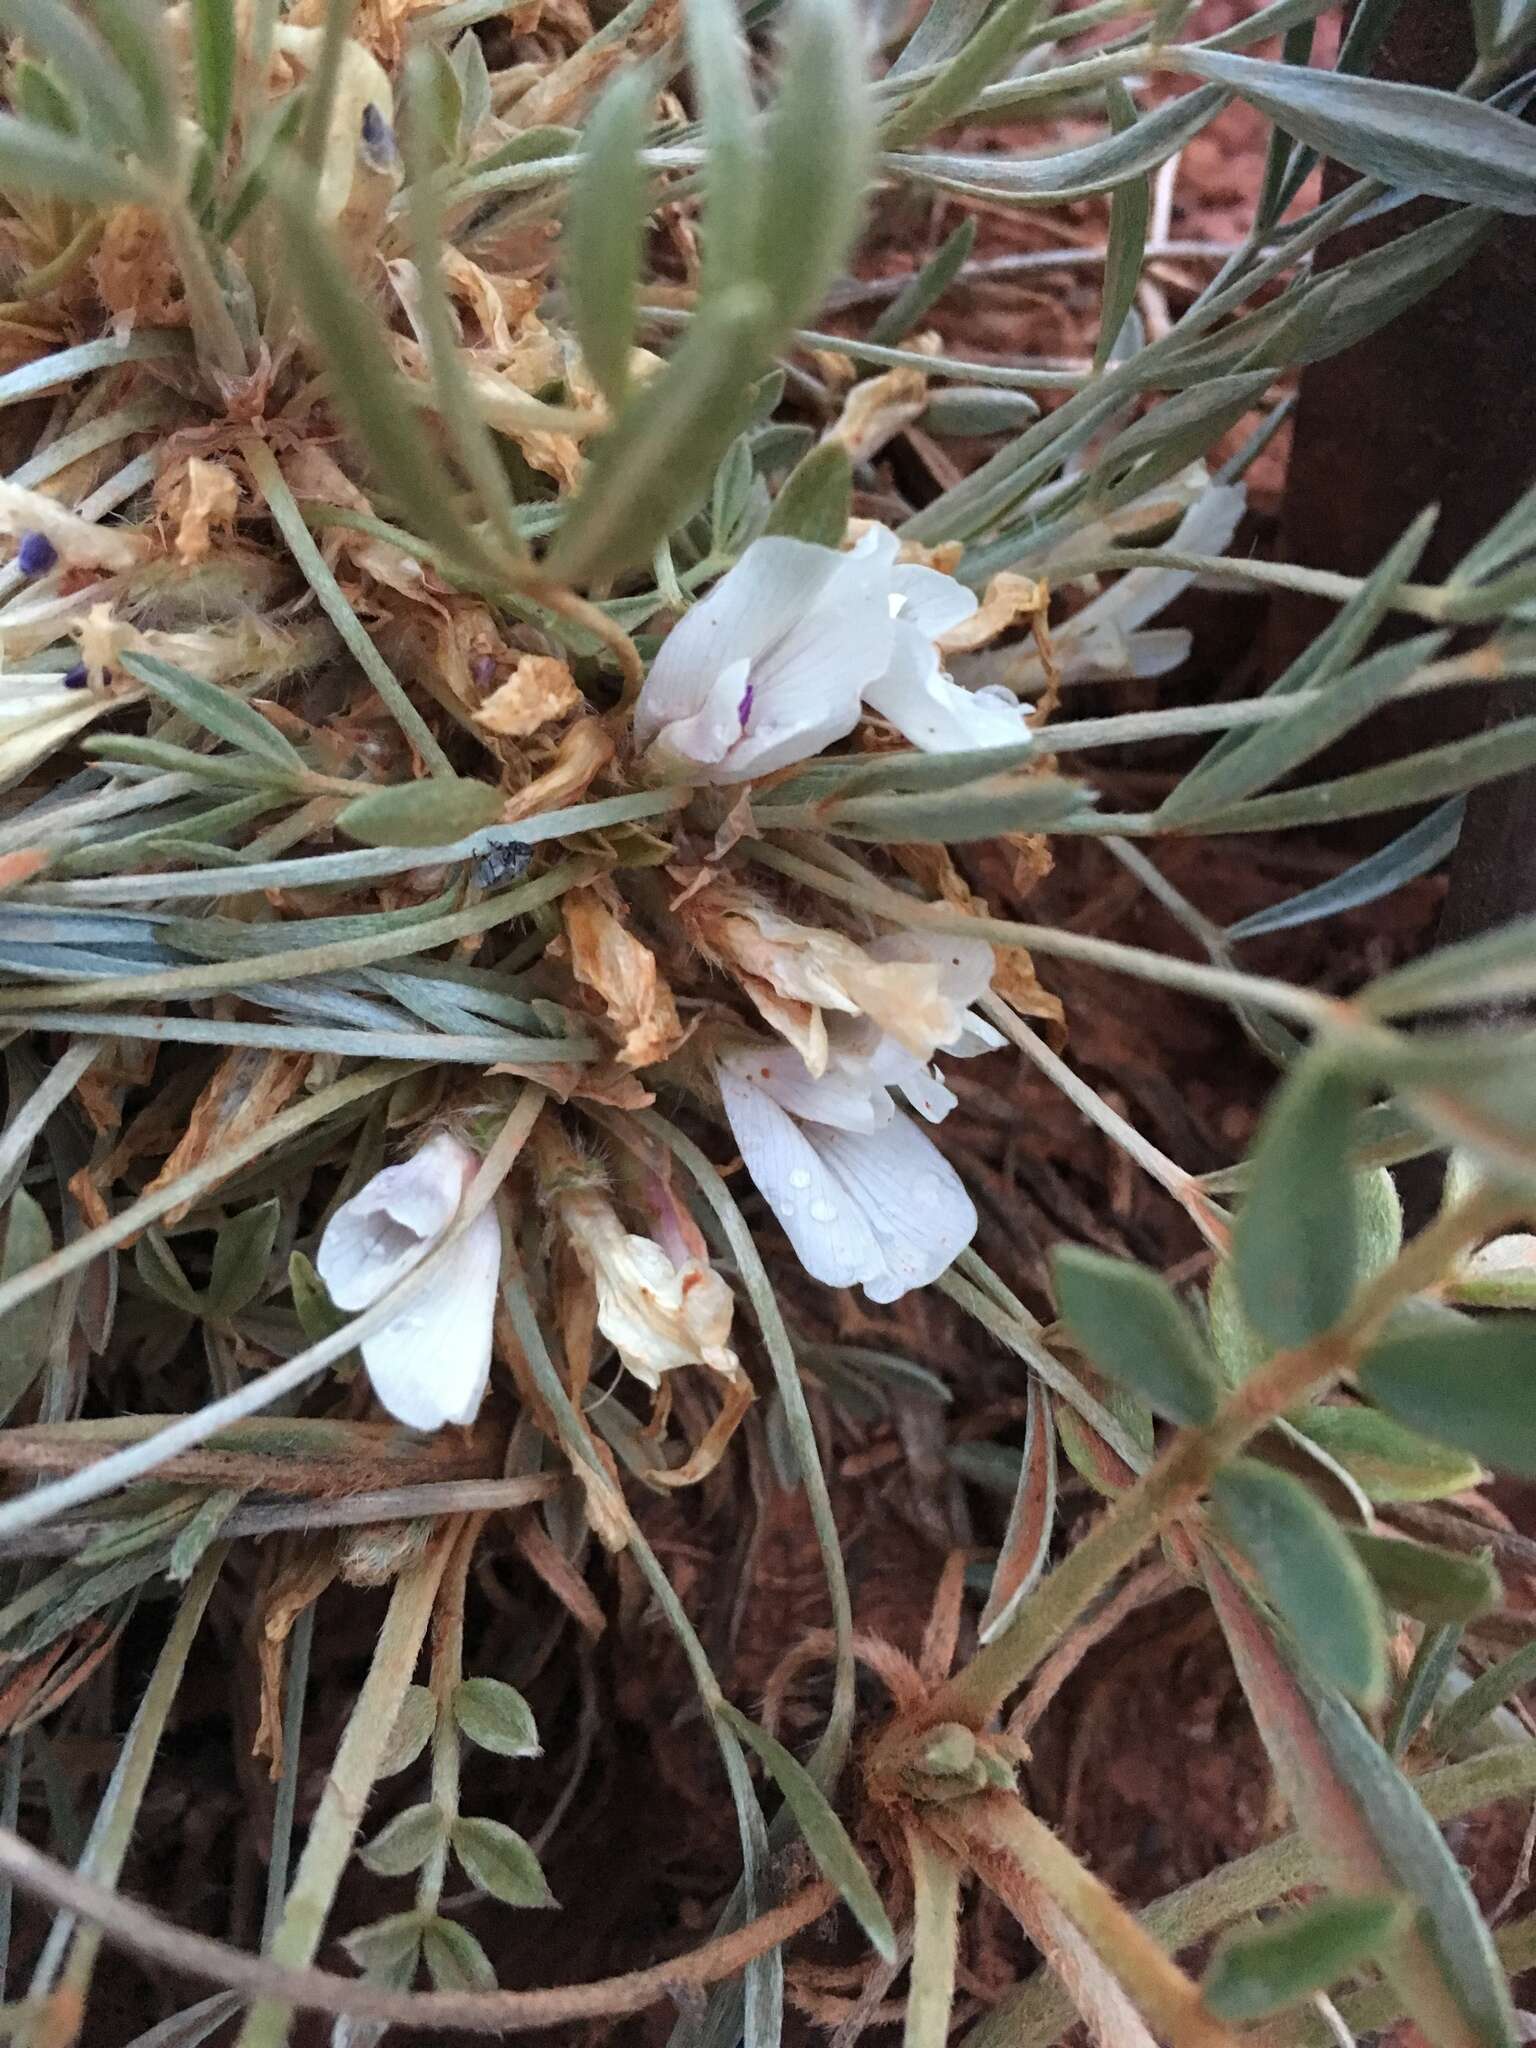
[737, 681, 755, 731]
[472, 654, 498, 687]
[17, 531, 57, 578]
[359, 102, 398, 166]
[62, 662, 88, 690]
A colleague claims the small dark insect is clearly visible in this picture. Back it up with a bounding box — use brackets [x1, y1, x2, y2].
[359, 102, 398, 168]
[16, 531, 57, 578]
[474, 839, 534, 889]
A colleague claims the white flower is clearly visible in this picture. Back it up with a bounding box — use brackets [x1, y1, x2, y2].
[316, 1132, 501, 1431]
[1013, 481, 1246, 688]
[635, 534, 898, 782]
[864, 553, 1034, 754]
[717, 1043, 976, 1302]
[635, 527, 1032, 783]
[690, 891, 995, 1079]
[854, 931, 1004, 1122]
[561, 1185, 740, 1390]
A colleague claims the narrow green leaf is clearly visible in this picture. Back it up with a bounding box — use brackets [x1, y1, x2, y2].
[450, 1816, 556, 1907]
[358, 1802, 447, 1877]
[452, 1675, 541, 1757]
[1387, 1621, 1462, 1759]
[1205, 1546, 1517, 2048]
[422, 1916, 497, 1990]
[1358, 1321, 1536, 1478]
[547, 283, 772, 585]
[1346, 1531, 1501, 1627]
[1182, 48, 1536, 216]
[772, 737, 1036, 803]
[921, 385, 1039, 435]
[1233, 1057, 1362, 1349]
[1365, 914, 1536, 1020]
[1293, 1403, 1485, 1506]
[764, 441, 853, 546]
[1227, 799, 1462, 943]
[1202, 1895, 1405, 2021]
[870, 217, 975, 348]
[816, 775, 1091, 843]
[978, 1371, 1056, 1643]
[889, 85, 1227, 204]
[338, 778, 505, 848]
[450, 31, 492, 143]
[1095, 84, 1149, 372]
[0, 0, 143, 149]
[168, 1487, 242, 1582]
[0, 1189, 54, 1420]
[413, 42, 464, 170]
[122, 653, 307, 773]
[270, 172, 500, 578]
[564, 66, 652, 410]
[288, 1250, 350, 1343]
[882, 0, 1050, 149]
[753, 0, 874, 330]
[1051, 1245, 1219, 1426]
[13, 61, 79, 136]
[1432, 1638, 1536, 1756]
[190, 0, 237, 158]
[89, 0, 179, 171]
[0, 112, 142, 202]
[135, 1227, 202, 1315]
[685, 0, 761, 294]
[206, 1199, 281, 1320]
[1212, 1458, 1388, 1706]
[717, 1700, 897, 1963]
[1158, 633, 1448, 827]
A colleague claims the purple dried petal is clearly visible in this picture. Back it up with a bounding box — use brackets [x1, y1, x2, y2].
[737, 681, 755, 732]
[359, 103, 398, 165]
[16, 531, 57, 578]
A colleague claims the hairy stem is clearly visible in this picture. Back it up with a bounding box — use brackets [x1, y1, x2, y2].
[918, 1190, 1507, 1731]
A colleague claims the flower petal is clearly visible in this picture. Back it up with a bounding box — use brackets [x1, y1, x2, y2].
[316, 1132, 471, 1311]
[867, 1038, 959, 1123]
[635, 538, 852, 749]
[724, 1042, 892, 1131]
[813, 1115, 976, 1302]
[722, 542, 898, 779]
[865, 621, 1033, 754]
[358, 1202, 501, 1430]
[718, 1064, 884, 1290]
[889, 560, 978, 639]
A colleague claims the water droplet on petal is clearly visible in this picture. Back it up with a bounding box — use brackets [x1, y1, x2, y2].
[788, 1168, 812, 1191]
[809, 1200, 837, 1224]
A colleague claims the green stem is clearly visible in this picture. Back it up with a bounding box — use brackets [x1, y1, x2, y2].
[904, 1830, 961, 2048]
[243, 440, 455, 777]
[965, 1742, 1536, 2048]
[25, 1547, 228, 2030]
[234, 1530, 455, 2048]
[416, 1519, 480, 1917]
[261, 1605, 316, 1948]
[919, 1191, 1507, 1731]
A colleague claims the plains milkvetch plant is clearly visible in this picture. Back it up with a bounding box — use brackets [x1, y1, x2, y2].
[1, 0, 1536, 2043]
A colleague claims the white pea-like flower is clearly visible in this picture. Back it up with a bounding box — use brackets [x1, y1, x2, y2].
[716, 1043, 977, 1303]
[316, 1131, 501, 1431]
[635, 526, 1032, 783]
[560, 1185, 740, 1390]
